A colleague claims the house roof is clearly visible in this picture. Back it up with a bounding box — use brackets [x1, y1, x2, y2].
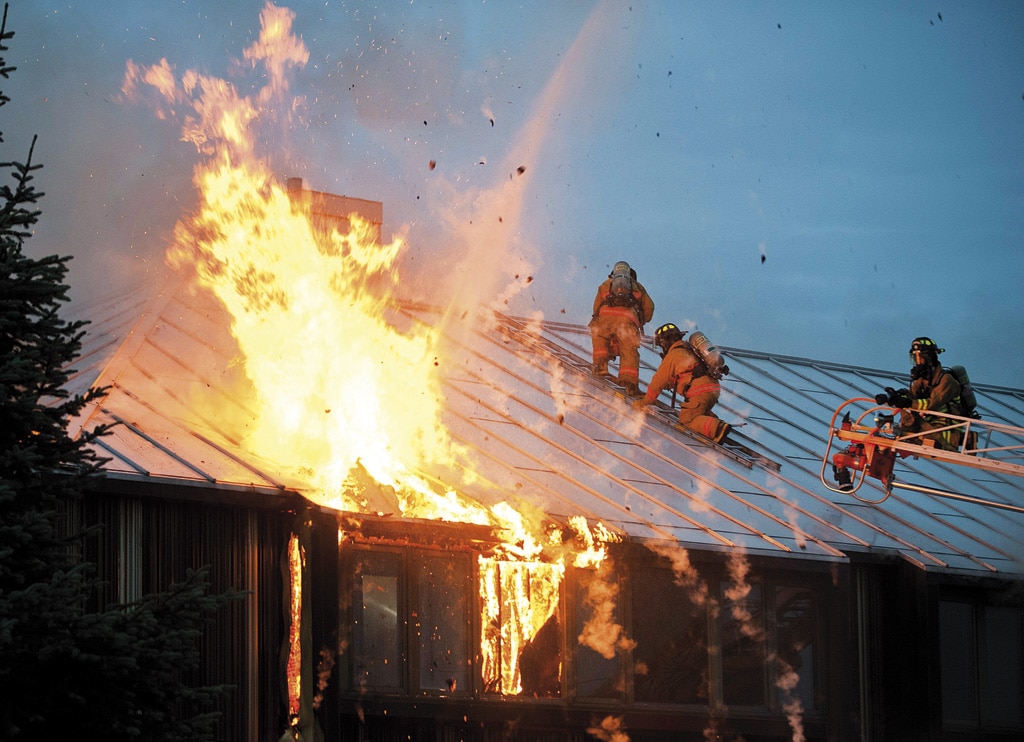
[68, 276, 1024, 578]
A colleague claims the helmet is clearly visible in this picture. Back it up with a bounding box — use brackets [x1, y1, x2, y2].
[610, 260, 631, 278]
[909, 336, 944, 365]
[654, 322, 685, 355]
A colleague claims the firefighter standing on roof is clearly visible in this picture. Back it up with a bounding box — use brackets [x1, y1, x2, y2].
[589, 260, 654, 397]
[633, 323, 731, 443]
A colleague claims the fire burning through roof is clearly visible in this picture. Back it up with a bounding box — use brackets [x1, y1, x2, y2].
[121, 0, 633, 716]
[125, 3, 465, 517]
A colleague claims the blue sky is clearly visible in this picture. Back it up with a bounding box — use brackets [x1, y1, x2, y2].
[5, 1, 1023, 387]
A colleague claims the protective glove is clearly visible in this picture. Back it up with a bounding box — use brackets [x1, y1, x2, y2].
[881, 387, 912, 408]
[876, 386, 909, 405]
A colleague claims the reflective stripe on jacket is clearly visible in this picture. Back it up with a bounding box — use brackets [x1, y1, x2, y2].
[909, 366, 961, 415]
[685, 378, 721, 398]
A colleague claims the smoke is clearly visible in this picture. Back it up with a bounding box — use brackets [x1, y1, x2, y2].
[545, 349, 575, 427]
[14, 0, 642, 344]
[773, 656, 806, 742]
[644, 541, 709, 609]
[431, 168, 536, 330]
[587, 715, 629, 742]
[577, 559, 636, 660]
[563, 518, 635, 660]
[725, 549, 807, 741]
[768, 480, 808, 550]
[311, 643, 341, 710]
[724, 549, 762, 641]
[421, 0, 642, 339]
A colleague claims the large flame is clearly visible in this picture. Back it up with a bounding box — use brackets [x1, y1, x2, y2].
[125, 3, 471, 515]
[125, 0, 629, 713]
[166, 153, 466, 514]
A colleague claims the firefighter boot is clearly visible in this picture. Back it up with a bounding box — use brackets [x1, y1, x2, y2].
[622, 382, 643, 398]
[713, 422, 732, 444]
[593, 361, 609, 377]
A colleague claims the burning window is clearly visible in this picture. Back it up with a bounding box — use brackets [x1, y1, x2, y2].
[480, 557, 563, 697]
[287, 533, 305, 716]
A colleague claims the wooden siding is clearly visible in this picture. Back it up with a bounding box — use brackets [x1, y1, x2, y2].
[74, 480, 298, 742]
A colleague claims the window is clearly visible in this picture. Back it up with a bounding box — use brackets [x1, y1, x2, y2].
[631, 565, 708, 704]
[630, 564, 821, 714]
[940, 599, 1024, 729]
[347, 547, 472, 696]
[351, 551, 403, 690]
[342, 543, 825, 718]
[480, 558, 563, 697]
[574, 567, 625, 700]
[720, 581, 766, 706]
[775, 585, 817, 712]
[981, 606, 1023, 726]
[417, 553, 471, 694]
[719, 581, 819, 711]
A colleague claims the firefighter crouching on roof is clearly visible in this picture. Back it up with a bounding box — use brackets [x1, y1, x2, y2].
[633, 323, 732, 443]
[589, 260, 655, 398]
[876, 337, 964, 451]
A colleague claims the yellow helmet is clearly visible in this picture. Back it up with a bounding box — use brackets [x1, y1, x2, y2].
[909, 336, 943, 364]
[654, 322, 685, 355]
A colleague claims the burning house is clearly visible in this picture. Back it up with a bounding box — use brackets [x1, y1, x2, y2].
[52, 6, 1023, 740]
[61, 179, 1024, 742]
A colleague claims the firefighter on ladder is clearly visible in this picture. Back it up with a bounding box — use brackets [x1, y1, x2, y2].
[632, 322, 732, 443]
[589, 260, 655, 398]
[876, 337, 964, 451]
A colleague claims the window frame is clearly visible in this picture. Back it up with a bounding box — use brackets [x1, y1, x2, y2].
[623, 556, 827, 716]
[339, 544, 476, 698]
[938, 592, 1024, 732]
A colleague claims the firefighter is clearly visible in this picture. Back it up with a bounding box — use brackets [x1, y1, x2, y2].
[589, 260, 655, 397]
[632, 322, 731, 443]
[877, 337, 963, 451]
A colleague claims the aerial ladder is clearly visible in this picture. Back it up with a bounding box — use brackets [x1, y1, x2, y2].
[820, 397, 1024, 512]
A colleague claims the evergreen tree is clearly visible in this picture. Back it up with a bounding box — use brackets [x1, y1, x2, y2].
[0, 7, 242, 740]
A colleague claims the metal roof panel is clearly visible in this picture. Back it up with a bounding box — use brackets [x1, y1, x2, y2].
[68, 281, 1024, 576]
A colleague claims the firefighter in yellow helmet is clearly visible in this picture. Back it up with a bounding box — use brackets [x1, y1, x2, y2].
[877, 337, 963, 451]
[589, 260, 655, 398]
[633, 323, 731, 443]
